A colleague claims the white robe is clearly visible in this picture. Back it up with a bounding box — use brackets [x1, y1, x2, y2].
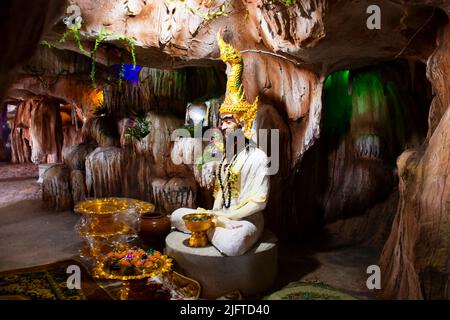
[171, 146, 270, 256]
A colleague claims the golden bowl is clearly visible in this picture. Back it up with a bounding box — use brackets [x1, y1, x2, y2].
[182, 213, 214, 247]
[75, 198, 129, 215]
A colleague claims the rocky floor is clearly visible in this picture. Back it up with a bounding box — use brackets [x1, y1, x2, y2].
[0, 163, 378, 299]
[0, 163, 42, 209]
[273, 236, 379, 299]
[0, 162, 82, 271]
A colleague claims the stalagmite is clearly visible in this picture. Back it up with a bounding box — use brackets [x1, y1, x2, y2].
[42, 164, 72, 211]
[70, 169, 87, 205]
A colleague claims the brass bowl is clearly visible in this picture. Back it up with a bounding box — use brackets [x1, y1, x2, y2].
[182, 213, 214, 247]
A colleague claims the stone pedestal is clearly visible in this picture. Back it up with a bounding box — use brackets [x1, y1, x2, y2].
[165, 230, 278, 299]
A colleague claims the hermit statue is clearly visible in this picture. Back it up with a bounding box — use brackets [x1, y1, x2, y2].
[170, 33, 270, 256]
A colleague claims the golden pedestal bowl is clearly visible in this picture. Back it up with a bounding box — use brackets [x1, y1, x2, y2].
[74, 198, 133, 262]
[182, 213, 214, 247]
[74, 198, 130, 216]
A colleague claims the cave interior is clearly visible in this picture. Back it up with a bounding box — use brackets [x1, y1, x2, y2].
[0, 0, 449, 301]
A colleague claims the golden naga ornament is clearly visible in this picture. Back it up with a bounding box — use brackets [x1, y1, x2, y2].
[217, 33, 259, 140]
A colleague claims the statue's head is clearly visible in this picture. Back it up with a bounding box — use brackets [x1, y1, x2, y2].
[219, 113, 244, 141]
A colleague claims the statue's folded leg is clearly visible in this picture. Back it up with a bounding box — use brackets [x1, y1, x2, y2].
[170, 208, 198, 233]
[208, 212, 264, 257]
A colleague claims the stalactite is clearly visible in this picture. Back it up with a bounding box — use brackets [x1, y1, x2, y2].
[151, 177, 197, 214]
[85, 147, 125, 198]
[122, 154, 154, 201]
[29, 96, 63, 164]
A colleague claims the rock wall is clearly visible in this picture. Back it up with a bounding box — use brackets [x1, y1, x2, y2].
[0, 106, 10, 161]
[42, 164, 72, 211]
[0, 0, 65, 100]
[379, 21, 450, 300]
[10, 99, 33, 163]
[85, 147, 125, 198]
[30, 96, 63, 163]
[80, 111, 198, 212]
[10, 96, 65, 164]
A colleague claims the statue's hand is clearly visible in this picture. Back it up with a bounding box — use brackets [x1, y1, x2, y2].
[212, 215, 243, 230]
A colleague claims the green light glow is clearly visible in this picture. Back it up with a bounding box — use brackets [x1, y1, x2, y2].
[323, 67, 406, 140]
[322, 69, 352, 139]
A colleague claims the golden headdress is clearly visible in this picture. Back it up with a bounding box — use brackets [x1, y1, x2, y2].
[217, 33, 259, 139]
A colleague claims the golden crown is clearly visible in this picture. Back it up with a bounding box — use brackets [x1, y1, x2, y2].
[217, 33, 259, 139]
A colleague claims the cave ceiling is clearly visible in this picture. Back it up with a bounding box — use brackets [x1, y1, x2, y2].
[19, 0, 445, 168]
[41, 0, 448, 71]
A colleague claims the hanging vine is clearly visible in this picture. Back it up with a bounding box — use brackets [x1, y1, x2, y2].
[41, 15, 137, 88]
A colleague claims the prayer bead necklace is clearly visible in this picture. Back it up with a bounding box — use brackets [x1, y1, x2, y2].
[217, 153, 239, 209]
[217, 146, 249, 209]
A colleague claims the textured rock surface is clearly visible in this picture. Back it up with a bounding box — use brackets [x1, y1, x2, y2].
[325, 189, 400, 251]
[426, 20, 450, 138]
[244, 55, 324, 168]
[85, 147, 124, 198]
[81, 116, 119, 148]
[29, 96, 63, 164]
[380, 110, 450, 299]
[10, 96, 65, 164]
[0, 0, 65, 99]
[379, 22, 450, 300]
[42, 164, 72, 211]
[10, 99, 33, 163]
[63, 143, 95, 171]
[70, 169, 87, 205]
[171, 137, 203, 172]
[152, 177, 197, 214]
[53, 0, 439, 68]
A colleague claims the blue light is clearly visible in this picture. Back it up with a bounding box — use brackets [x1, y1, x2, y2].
[111, 64, 142, 84]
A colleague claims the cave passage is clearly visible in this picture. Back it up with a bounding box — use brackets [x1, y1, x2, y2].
[288, 60, 432, 246]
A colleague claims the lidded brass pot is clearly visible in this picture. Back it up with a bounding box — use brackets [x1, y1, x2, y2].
[182, 213, 214, 247]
